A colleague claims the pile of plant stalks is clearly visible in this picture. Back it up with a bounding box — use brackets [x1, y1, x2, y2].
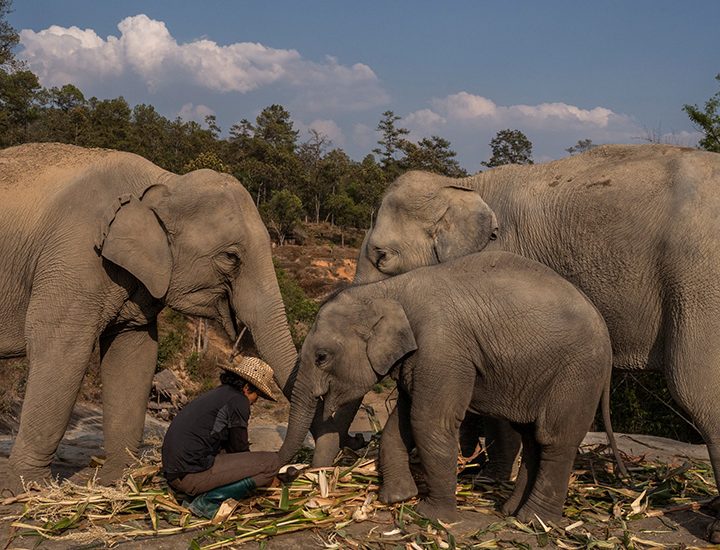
[1, 442, 716, 549]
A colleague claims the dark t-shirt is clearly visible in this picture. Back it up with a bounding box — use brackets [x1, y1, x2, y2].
[162, 384, 251, 479]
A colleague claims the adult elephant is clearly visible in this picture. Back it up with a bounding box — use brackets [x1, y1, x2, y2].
[352, 143, 720, 541]
[0, 143, 300, 490]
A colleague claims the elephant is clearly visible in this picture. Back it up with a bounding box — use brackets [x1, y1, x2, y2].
[352, 143, 720, 541]
[278, 251, 615, 522]
[0, 142, 300, 490]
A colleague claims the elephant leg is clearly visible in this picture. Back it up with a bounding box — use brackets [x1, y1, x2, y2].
[515, 443, 577, 523]
[483, 417, 522, 481]
[411, 364, 473, 522]
[459, 410, 483, 458]
[379, 391, 417, 504]
[8, 308, 98, 490]
[311, 398, 365, 468]
[501, 425, 538, 516]
[97, 326, 158, 484]
[661, 320, 720, 543]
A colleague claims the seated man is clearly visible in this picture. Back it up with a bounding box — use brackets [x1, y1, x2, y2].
[162, 356, 281, 514]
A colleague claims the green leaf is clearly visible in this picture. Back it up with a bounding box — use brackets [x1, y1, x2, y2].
[279, 484, 290, 511]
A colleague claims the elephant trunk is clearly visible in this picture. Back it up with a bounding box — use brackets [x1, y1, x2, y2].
[278, 363, 319, 464]
[231, 241, 297, 400]
[353, 231, 389, 284]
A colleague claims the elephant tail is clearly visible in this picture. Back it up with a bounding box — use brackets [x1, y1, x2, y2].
[601, 377, 629, 479]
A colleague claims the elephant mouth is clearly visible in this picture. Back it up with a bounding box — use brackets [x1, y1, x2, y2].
[216, 296, 240, 341]
[322, 401, 337, 422]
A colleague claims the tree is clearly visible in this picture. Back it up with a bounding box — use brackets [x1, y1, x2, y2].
[0, 0, 19, 70]
[127, 103, 171, 166]
[297, 129, 331, 223]
[227, 105, 303, 206]
[182, 151, 229, 174]
[482, 129, 534, 168]
[261, 189, 304, 245]
[683, 74, 720, 153]
[28, 84, 89, 144]
[0, 69, 41, 146]
[254, 104, 298, 153]
[85, 96, 133, 149]
[565, 138, 596, 155]
[325, 192, 362, 228]
[399, 135, 468, 177]
[373, 110, 409, 177]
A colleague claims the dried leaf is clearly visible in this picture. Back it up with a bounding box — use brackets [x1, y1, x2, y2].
[211, 498, 239, 524]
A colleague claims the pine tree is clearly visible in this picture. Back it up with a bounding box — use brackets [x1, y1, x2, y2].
[482, 129, 534, 168]
[683, 74, 720, 153]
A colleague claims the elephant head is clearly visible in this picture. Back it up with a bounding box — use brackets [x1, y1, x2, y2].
[97, 169, 297, 393]
[279, 290, 417, 463]
[355, 171, 498, 284]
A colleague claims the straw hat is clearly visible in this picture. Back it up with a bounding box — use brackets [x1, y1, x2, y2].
[220, 356, 279, 401]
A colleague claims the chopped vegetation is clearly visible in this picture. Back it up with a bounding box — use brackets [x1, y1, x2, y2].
[2, 441, 715, 549]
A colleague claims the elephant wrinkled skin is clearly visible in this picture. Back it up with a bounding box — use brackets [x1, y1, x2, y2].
[279, 251, 614, 522]
[0, 143, 297, 491]
[354, 144, 720, 541]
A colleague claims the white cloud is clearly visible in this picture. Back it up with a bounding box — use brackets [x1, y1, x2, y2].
[306, 119, 346, 147]
[18, 14, 387, 111]
[178, 103, 215, 123]
[399, 91, 654, 170]
[427, 91, 618, 129]
[404, 108, 446, 138]
[351, 123, 375, 152]
[433, 92, 497, 119]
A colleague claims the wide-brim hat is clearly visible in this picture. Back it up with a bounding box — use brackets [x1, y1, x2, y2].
[220, 356, 279, 402]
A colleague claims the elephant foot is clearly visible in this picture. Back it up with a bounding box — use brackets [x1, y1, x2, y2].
[415, 497, 458, 523]
[515, 499, 562, 525]
[501, 497, 519, 517]
[97, 460, 131, 486]
[341, 433, 367, 452]
[705, 497, 720, 543]
[5, 464, 51, 495]
[479, 461, 516, 482]
[379, 475, 418, 504]
[708, 519, 720, 545]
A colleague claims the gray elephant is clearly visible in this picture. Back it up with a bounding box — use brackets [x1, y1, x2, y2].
[352, 143, 720, 541]
[0, 143, 300, 490]
[279, 251, 614, 522]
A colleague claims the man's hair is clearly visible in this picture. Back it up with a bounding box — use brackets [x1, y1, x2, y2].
[220, 370, 259, 395]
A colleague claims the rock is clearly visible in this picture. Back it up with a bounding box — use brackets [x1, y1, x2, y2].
[153, 369, 182, 396]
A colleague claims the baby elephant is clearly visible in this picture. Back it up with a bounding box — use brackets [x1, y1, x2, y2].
[279, 251, 612, 523]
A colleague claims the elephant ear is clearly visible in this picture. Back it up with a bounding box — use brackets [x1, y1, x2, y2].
[366, 299, 417, 376]
[432, 185, 498, 262]
[96, 186, 172, 299]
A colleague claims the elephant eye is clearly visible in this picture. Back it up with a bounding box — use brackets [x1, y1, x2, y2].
[215, 251, 241, 272]
[315, 350, 330, 368]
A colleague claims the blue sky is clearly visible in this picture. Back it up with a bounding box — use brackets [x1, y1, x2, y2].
[9, 1, 720, 171]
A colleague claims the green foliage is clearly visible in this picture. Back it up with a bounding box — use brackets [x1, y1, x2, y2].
[683, 73, 720, 152]
[184, 351, 201, 378]
[373, 110, 410, 178]
[156, 309, 189, 372]
[262, 189, 304, 245]
[182, 151, 230, 174]
[274, 262, 319, 345]
[565, 138, 597, 155]
[0, 69, 41, 147]
[603, 372, 703, 444]
[399, 135, 468, 177]
[482, 128, 534, 168]
[0, 0, 18, 69]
